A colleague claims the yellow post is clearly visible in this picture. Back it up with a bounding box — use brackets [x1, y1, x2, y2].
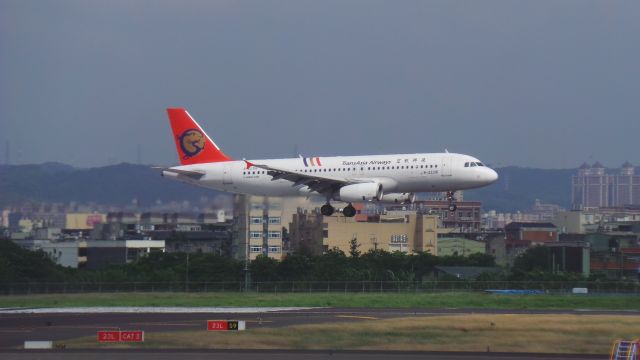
[610, 339, 620, 360]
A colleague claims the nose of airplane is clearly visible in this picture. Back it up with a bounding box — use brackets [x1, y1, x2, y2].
[487, 168, 499, 183]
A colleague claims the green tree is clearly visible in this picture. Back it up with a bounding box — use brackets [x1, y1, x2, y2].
[465, 253, 496, 267]
[313, 248, 350, 281]
[250, 255, 279, 282]
[359, 249, 411, 281]
[348, 237, 361, 258]
[277, 253, 312, 281]
[512, 246, 550, 274]
[408, 251, 439, 280]
[0, 240, 69, 282]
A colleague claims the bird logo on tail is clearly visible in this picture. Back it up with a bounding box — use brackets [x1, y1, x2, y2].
[178, 129, 206, 159]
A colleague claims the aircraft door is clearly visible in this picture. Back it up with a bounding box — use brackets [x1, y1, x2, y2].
[223, 164, 233, 184]
[440, 156, 452, 176]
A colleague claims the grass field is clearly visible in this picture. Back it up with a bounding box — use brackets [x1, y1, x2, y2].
[63, 314, 640, 354]
[1, 292, 640, 310]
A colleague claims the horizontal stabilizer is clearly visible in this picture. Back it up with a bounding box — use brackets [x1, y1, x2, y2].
[152, 167, 205, 180]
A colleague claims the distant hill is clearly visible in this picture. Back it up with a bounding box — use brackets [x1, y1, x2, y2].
[0, 163, 575, 212]
[0, 162, 225, 208]
[466, 166, 574, 212]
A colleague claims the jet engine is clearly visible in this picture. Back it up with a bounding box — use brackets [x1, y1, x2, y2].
[378, 192, 416, 204]
[336, 183, 383, 202]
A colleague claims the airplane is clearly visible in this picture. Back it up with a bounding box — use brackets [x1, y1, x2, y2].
[159, 108, 498, 217]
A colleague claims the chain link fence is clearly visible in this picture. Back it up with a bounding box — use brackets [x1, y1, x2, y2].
[1, 280, 639, 295]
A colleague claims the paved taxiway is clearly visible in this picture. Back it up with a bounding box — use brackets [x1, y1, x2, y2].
[0, 349, 604, 360]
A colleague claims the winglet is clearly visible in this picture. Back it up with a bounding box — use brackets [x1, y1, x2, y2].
[244, 160, 254, 169]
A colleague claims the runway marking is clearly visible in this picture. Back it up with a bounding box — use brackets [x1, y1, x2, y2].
[0, 307, 319, 314]
[0, 329, 32, 333]
[335, 315, 379, 320]
[130, 322, 200, 327]
[51, 326, 120, 329]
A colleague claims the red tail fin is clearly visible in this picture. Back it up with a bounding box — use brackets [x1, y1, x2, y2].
[167, 108, 233, 165]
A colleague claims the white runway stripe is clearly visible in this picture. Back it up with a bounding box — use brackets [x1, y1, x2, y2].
[0, 307, 319, 314]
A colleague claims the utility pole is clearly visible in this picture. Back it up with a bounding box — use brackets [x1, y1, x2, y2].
[243, 195, 251, 292]
[185, 238, 190, 292]
[262, 197, 270, 257]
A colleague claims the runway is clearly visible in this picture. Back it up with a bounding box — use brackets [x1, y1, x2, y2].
[0, 349, 604, 360]
[0, 307, 626, 358]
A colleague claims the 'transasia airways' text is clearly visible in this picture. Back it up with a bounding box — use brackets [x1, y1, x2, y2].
[342, 160, 392, 166]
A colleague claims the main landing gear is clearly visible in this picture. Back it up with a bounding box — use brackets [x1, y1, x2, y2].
[342, 203, 356, 218]
[446, 190, 457, 212]
[321, 203, 335, 216]
[320, 202, 356, 218]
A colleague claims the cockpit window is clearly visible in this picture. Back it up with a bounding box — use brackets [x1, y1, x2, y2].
[464, 162, 469, 167]
[476, 162, 484, 166]
[470, 162, 476, 167]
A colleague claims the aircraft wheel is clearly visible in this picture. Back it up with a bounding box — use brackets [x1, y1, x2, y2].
[321, 204, 335, 216]
[343, 204, 356, 217]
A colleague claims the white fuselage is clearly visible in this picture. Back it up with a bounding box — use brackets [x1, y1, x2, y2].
[163, 152, 498, 199]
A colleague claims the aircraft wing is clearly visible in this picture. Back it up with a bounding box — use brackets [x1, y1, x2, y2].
[246, 161, 370, 196]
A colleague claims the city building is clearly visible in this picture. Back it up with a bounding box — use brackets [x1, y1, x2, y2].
[531, 199, 565, 222]
[499, 222, 559, 265]
[319, 212, 440, 255]
[572, 162, 640, 209]
[12, 239, 165, 269]
[232, 195, 323, 261]
[554, 209, 640, 234]
[541, 242, 591, 277]
[84, 240, 165, 269]
[65, 213, 106, 230]
[289, 210, 324, 255]
[505, 222, 558, 244]
[387, 200, 482, 232]
[13, 239, 86, 268]
[557, 222, 640, 278]
[437, 237, 486, 257]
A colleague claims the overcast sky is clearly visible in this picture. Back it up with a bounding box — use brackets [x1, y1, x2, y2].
[1, 1, 638, 169]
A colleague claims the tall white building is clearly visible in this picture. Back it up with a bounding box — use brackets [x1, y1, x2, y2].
[572, 162, 640, 209]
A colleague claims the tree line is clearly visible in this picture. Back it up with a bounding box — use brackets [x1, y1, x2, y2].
[1, 239, 609, 284]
